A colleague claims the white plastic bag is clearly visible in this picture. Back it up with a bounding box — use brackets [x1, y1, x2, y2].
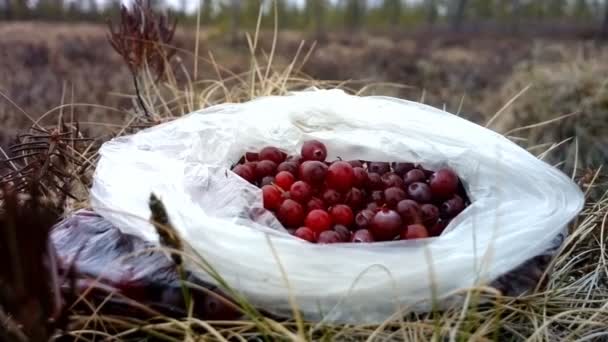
[90, 89, 584, 323]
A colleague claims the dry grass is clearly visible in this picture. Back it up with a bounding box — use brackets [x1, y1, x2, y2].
[1, 15, 608, 342]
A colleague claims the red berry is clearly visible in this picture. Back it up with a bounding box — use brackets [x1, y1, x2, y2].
[403, 169, 426, 185]
[245, 152, 259, 161]
[262, 185, 282, 210]
[396, 199, 421, 225]
[348, 160, 363, 168]
[440, 195, 465, 219]
[366, 172, 383, 190]
[317, 230, 341, 244]
[370, 190, 384, 205]
[402, 224, 429, 240]
[326, 161, 355, 192]
[256, 160, 277, 178]
[355, 209, 375, 229]
[384, 187, 407, 207]
[299, 161, 328, 185]
[370, 209, 402, 241]
[277, 199, 305, 228]
[420, 204, 439, 227]
[382, 172, 405, 189]
[301, 140, 327, 162]
[232, 164, 255, 183]
[367, 202, 380, 212]
[353, 167, 368, 188]
[393, 162, 415, 176]
[429, 220, 449, 237]
[321, 188, 342, 206]
[368, 162, 390, 174]
[275, 171, 295, 191]
[259, 146, 286, 164]
[351, 229, 375, 243]
[429, 168, 459, 199]
[333, 224, 352, 241]
[307, 197, 325, 211]
[277, 161, 299, 175]
[330, 204, 354, 227]
[344, 188, 365, 209]
[304, 209, 333, 233]
[407, 182, 432, 203]
[290, 181, 313, 203]
[294, 227, 316, 242]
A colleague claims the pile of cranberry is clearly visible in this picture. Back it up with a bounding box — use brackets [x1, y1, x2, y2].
[231, 140, 469, 244]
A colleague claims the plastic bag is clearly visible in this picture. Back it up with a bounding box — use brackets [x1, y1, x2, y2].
[90, 88, 584, 323]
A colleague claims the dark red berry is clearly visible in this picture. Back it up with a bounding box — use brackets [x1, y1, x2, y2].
[382, 172, 405, 189]
[440, 195, 465, 219]
[368, 162, 390, 175]
[367, 202, 380, 212]
[299, 161, 328, 185]
[256, 160, 277, 178]
[301, 140, 327, 162]
[330, 204, 354, 227]
[259, 146, 286, 164]
[429, 168, 459, 199]
[402, 224, 429, 240]
[366, 172, 384, 190]
[305, 209, 333, 233]
[348, 160, 363, 168]
[262, 185, 282, 210]
[275, 171, 295, 191]
[321, 188, 342, 206]
[404, 169, 426, 185]
[245, 152, 259, 161]
[317, 230, 341, 244]
[420, 204, 439, 227]
[393, 162, 415, 176]
[294, 227, 316, 242]
[290, 181, 312, 203]
[232, 164, 255, 183]
[355, 209, 375, 229]
[384, 187, 407, 207]
[277, 199, 305, 228]
[307, 197, 325, 211]
[333, 225, 352, 242]
[344, 188, 365, 209]
[353, 167, 368, 188]
[260, 176, 275, 187]
[351, 229, 374, 243]
[277, 161, 299, 175]
[326, 161, 355, 192]
[370, 190, 384, 205]
[370, 209, 402, 241]
[396, 200, 421, 225]
[429, 220, 449, 237]
[407, 182, 432, 203]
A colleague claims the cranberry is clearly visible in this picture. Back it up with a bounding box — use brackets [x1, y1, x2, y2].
[367, 202, 380, 212]
[407, 182, 432, 203]
[429, 168, 459, 199]
[290, 181, 312, 203]
[370, 209, 402, 241]
[275, 171, 295, 191]
[402, 224, 429, 240]
[403, 169, 426, 185]
[256, 160, 277, 178]
[393, 162, 415, 176]
[384, 187, 407, 207]
[317, 230, 341, 244]
[294, 227, 316, 242]
[351, 229, 375, 243]
[382, 172, 405, 188]
[366, 172, 384, 190]
[326, 161, 355, 192]
[232, 164, 255, 183]
[420, 204, 439, 227]
[355, 209, 375, 229]
[262, 185, 282, 210]
[368, 162, 390, 174]
[396, 200, 421, 225]
[304, 209, 333, 233]
[301, 140, 327, 162]
[299, 161, 328, 185]
[277, 161, 299, 175]
[333, 225, 352, 241]
[344, 188, 365, 209]
[277, 199, 305, 228]
[245, 152, 259, 162]
[353, 167, 368, 188]
[330, 204, 354, 227]
[429, 220, 449, 237]
[440, 195, 465, 219]
[370, 190, 384, 205]
[348, 160, 363, 168]
[321, 188, 342, 206]
[259, 146, 286, 164]
[307, 197, 325, 211]
[259, 176, 274, 187]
